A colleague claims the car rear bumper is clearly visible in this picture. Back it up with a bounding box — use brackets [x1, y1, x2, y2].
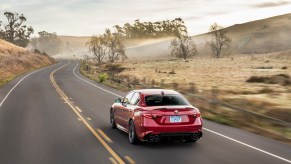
[137, 124, 203, 141]
[143, 131, 203, 142]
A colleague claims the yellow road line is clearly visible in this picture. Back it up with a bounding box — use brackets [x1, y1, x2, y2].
[75, 106, 82, 112]
[50, 63, 125, 164]
[124, 156, 136, 164]
[97, 129, 113, 143]
[109, 157, 118, 164]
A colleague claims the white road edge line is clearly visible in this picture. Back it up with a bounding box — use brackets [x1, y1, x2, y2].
[72, 61, 291, 164]
[203, 128, 291, 163]
[73, 62, 121, 97]
[0, 63, 57, 108]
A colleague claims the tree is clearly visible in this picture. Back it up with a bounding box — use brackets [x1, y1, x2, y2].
[86, 35, 107, 64]
[169, 18, 197, 59]
[207, 23, 231, 58]
[170, 36, 197, 59]
[103, 29, 126, 63]
[0, 11, 34, 47]
[30, 31, 63, 55]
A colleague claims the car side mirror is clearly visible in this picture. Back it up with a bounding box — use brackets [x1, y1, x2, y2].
[122, 98, 129, 104]
[115, 98, 122, 103]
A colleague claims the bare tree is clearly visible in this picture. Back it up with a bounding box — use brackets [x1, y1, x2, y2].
[170, 35, 197, 59]
[207, 23, 231, 58]
[170, 18, 197, 59]
[86, 35, 107, 64]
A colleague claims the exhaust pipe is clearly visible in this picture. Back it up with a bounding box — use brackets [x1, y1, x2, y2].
[149, 135, 155, 141]
[154, 135, 160, 141]
[148, 134, 160, 142]
[192, 132, 202, 140]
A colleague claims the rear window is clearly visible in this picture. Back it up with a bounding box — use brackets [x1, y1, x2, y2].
[145, 94, 190, 106]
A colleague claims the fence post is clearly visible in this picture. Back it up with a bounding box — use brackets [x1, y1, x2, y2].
[160, 79, 165, 88]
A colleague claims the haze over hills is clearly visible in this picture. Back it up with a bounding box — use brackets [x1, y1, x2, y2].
[52, 13, 291, 59]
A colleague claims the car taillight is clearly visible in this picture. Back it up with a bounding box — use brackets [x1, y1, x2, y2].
[190, 113, 201, 118]
[140, 113, 153, 119]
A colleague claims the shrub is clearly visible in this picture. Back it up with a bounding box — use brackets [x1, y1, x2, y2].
[98, 73, 108, 83]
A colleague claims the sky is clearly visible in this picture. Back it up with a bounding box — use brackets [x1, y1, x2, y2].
[0, 0, 291, 36]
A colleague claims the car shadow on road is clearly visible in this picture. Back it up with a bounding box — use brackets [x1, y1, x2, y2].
[108, 128, 202, 149]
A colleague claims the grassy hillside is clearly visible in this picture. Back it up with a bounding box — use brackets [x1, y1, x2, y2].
[195, 13, 291, 56]
[0, 39, 54, 87]
[124, 13, 291, 59]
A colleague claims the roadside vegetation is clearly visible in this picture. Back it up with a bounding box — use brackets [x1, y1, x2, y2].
[0, 11, 55, 87]
[0, 11, 34, 47]
[207, 23, 231, 58]
[0, 39, 54, 87]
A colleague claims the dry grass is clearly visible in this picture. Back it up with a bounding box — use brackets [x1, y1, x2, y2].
[0, 39, 54, 87]
[117, 51, 291, 120]
[82, 51, 291, 142]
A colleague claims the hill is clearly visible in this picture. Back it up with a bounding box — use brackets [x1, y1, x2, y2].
[49, 13, 291, 60]
[0, 39, 54, 87]
[125, 13, 291, 59]
[194, 13, 291, 56]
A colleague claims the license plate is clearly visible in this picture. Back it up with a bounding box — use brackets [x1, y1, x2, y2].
[170, 116, 181, 123]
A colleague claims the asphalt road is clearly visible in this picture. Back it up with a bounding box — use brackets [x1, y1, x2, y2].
[0, 61, 290, 164]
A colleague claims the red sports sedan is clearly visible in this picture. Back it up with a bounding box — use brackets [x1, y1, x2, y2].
[110, 89, 203, 144]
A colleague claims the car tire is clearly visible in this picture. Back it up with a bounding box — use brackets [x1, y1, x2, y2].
[110, 109, 117, 129]
[128, 120, 139, 144]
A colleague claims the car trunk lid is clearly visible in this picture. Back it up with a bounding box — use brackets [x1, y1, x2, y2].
[148, 106, 200, 125]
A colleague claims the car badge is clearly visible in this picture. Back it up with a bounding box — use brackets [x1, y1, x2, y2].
[174, 110, 178, 114]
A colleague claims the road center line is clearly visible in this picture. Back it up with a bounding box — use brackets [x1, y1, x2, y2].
[51, 62, 125, 164]
[124, 156, 136, 164]
[109, 157, 118, 164]
[97, 129, 113, 143]
[75, 106, 82, 112]
[72, 61, 291, 163]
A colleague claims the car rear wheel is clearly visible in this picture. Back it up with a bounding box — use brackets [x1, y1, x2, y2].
[110, 109, 116, 129]
[128, 120, 139, 144]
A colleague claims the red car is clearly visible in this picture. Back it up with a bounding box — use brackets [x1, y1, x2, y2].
[110, 89, 203, 144]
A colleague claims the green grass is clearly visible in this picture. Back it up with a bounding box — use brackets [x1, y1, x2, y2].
[0, 76, 16, 88]
[202, 114, 236, 126]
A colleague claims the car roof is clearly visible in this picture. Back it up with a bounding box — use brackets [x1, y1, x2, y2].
[132, 89, 180, 95]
